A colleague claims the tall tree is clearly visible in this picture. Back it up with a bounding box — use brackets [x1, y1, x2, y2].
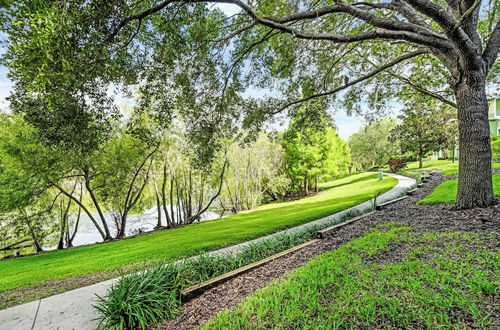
[391, 101, 452, 168]
[349, 118, 397, 170]
[1, 0, 499, 208]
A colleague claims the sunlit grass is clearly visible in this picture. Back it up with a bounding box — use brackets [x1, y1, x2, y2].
[418, 174, 500, 204]
[0, 173, 396, 298]
[385, 159, 500, 177]
[203, 224, 498, 329]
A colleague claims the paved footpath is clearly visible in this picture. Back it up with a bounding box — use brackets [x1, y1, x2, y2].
[0, 173, 415, 330]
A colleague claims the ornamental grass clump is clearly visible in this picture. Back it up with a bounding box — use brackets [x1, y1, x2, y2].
[95, 209, 375, 329]
[94, 263, 183, 330]
[95, 227, 318, 329]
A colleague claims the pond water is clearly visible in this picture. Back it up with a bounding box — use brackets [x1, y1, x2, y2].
[45, 206, 220, 250]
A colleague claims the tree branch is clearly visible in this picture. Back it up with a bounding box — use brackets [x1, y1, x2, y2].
[483, 19, 500, 71]
[404, 0, 477, 59]
[389, 72, 457, 107]
[271, 50, 427, 114]
[106, 0, 452, 50]
[453, 0, 481, 30]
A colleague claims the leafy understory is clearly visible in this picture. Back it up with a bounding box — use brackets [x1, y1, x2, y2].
[203, 223, 499, 329]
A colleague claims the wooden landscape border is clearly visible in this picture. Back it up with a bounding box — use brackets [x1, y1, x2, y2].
[181, 238, 321, 300]
[375, 196, 408, 210]
[316, 211, 376, 239]
[182, 210, 382, 301]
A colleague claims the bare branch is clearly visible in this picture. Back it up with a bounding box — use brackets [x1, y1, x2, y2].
[215, 21, 256, 43]
[106, 0, 176, 42]
[271, 50, 428, 114]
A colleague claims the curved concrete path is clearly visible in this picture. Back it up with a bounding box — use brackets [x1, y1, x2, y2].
[0, 173, 415, 330]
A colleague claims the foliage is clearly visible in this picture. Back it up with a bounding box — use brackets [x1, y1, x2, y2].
[282, 102, 350, 194]
[1, 0, 498, 209]
[96, 227, 320, 329]
[221, 133, 290, 212]
[391, 100, 457, 168]
[202, 225, 498, 329]
[492, 138, 500, 162]
[418, 174, 500, 205]
[349, 118, 397, 170]
[388, 158, 407, 173]
[95, 263, 183, 330]
[0, 173, 397, 308]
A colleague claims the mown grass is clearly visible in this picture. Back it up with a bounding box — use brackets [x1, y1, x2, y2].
[203, 223, 499, 329]
[0, 173, 396, 300]
[418, 174, 500, 205]
[95, 226, 326, 329]
[399, 160, 500, 177]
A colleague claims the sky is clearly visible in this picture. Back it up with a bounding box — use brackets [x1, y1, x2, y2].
[0, 4, 373, 141]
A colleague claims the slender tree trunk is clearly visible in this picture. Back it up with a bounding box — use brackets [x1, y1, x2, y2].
[161, 164, 173, 227]
[154, 179, 163, 228]
[24, 217, 43, 253]
[170, 175, 175, 226]
[84, 178, 112, 240]
[54, 183, 106, 240]
[67, 183, 83, 247]
[57, 197, 72, 250]
[455, 73, 494, 209]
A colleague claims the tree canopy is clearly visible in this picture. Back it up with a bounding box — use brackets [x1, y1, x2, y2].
[1, 0, 499, 208]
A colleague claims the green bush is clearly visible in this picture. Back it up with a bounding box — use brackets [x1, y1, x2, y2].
[492, 138, 500, 162]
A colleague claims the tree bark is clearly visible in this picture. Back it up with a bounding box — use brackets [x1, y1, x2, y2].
[154, 178, 163, 228]
[84, 176, 112, 240]
[455, 72, 494, 209]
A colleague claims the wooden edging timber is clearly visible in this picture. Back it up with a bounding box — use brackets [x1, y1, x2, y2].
[181, 238, 321, 301]
[375, 195, 408, 210]
[182, 202, 397, 301]
[316, 211, 376, 239]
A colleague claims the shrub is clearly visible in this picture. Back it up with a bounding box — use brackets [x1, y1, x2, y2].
[388, 158, 407, 173]
[492, 138, 500, 162]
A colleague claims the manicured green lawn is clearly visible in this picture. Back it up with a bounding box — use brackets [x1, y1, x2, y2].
[203, 224, 498, 329]
[0, 173, 396, 295]
[392, 160, 499, 177]
[418, 174, 500, 204]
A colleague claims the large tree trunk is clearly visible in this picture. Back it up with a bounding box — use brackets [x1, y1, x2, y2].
[455, 72, 494, 209]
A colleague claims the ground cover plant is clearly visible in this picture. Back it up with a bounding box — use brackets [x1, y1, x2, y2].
[95, 225, 327, 329]
[418, 174, 500, 205]
[202, 223, 499, 329]
[0, 173, 396, 308]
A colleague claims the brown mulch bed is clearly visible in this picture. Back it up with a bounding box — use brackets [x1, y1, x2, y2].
[157, 172, 500, 329]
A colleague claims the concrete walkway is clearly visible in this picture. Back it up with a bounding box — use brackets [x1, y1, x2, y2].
[0, 173, 415, 330]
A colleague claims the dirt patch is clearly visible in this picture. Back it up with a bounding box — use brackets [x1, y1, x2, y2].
[157, 172, 500, 329]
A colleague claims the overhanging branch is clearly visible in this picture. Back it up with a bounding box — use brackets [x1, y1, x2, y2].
[271, 50, 428, 114]
[389, 72, 457, 107]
